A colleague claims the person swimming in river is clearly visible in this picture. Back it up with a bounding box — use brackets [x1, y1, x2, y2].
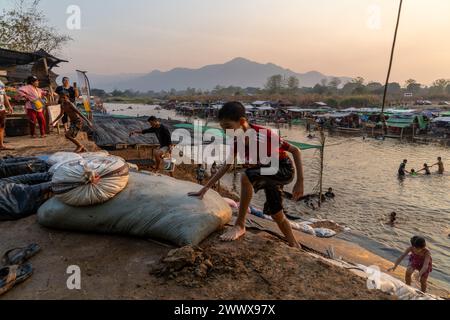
[398, 159, 408, 177]
[388, 212, 397, 226]
[418, 163, 431, 175]
[409, 168, 418, 176]
[431, 157, 444, 174]
[325, 187, 335, 199]
[388, 236, 432, 293]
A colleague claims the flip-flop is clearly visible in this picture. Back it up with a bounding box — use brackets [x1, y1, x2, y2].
[0, 264, 33, 296]
[1, 244, 41, 267]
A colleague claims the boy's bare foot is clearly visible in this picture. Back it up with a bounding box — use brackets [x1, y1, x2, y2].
[220, 226, 246, 242]
[0, 146, 15, 151]
[75, 147, 87, 153]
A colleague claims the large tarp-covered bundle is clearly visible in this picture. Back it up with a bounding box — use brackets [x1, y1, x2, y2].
[38, 172, 232, 246]
[0, 173, 53, 221]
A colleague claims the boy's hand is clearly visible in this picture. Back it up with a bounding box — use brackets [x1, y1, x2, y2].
[188, 188, 207, 200]
[387, 266, 396, 272]
[292, 182, 304, 201]
[7, 107, 13, 114]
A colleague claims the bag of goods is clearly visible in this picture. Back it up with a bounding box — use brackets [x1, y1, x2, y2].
[47, 152, 82, 166]
[291, 221, 316, 236]
[314, 228, 337, 238]
[38, 171, 232, 246]
[51, 156, 129, 206]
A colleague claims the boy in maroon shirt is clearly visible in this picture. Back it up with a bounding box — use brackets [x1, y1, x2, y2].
[189, 102, 304, 248]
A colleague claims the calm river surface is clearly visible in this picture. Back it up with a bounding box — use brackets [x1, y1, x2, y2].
[105, 103, 450, 290]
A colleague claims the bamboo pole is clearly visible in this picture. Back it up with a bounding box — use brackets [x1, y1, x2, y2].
[381, 0, 403, 135]
[42, 57, 59, 134]
[318, 128, 325, 208]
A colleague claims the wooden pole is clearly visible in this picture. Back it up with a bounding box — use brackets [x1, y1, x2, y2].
[381, 0, 403, 135]
[318, 128, 325, 208]
[42, 57, 59, 134]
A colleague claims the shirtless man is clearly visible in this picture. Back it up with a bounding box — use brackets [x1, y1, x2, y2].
[432, 157, 444, 174]
[52, 93, 93, 153]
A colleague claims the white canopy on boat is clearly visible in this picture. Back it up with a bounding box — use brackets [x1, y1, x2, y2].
[432, 117, 450, 123]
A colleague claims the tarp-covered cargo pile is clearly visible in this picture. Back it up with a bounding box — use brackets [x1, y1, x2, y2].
[1, 152, 232, 246]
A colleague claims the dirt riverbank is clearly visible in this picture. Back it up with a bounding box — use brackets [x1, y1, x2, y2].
[0, 132, 446, 299]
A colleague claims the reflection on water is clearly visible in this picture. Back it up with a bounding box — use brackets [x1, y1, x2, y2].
[105, 103, 450, 290]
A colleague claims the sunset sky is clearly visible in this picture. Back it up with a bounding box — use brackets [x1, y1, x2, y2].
[6, 0, 450, 85]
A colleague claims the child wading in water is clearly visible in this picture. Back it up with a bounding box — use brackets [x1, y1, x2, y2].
[52, 93, 93, 153]
[388, 236, 432, 293]
[195, 164, 206, 185]
[188, 102, 304, 248]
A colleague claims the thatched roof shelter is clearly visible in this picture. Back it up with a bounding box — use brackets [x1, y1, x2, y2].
[0, 48, 67, 87]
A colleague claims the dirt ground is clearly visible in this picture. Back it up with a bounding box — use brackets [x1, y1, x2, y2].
[0, 132, 440, 299]
[0, 215, 390, 300]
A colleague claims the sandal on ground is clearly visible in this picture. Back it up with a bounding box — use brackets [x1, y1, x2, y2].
[0, 264, 33, 296]
[1, 244, 41, 267]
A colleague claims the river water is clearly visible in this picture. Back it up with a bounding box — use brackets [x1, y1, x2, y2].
[105, 103, 450, 290]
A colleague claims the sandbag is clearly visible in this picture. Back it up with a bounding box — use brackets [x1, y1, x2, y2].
[0, 182, 52, 221]
[291, 222, 316, 236]
[1, 172, 52, 185]
[52, 156, 129, 206]
[0, 160, 49, 178]
[47, 152, 82, 166]
[38, 172, 232, 246]
[314, 228, 337, 238]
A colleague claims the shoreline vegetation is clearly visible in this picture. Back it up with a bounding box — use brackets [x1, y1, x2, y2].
[96, 76, 450, 109]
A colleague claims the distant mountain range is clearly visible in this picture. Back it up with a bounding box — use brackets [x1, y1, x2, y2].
[86, 57, 353, 92]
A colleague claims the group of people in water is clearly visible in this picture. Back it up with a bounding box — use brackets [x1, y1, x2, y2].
[398, 157, 444, 177]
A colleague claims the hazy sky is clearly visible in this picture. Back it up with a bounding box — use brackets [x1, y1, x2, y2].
[7, 0, 450, 85]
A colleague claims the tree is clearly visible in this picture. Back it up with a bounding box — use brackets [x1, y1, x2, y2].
[0, 0, 72, 54]
[91, 88, 106, 98]
[366, 82, 383, 93]
[430, 79, 450, 95]
[352, 77, 365, 86]
[387, 82, 402, 94]
[287, 76, 299, 93]
[405, 79, 421, 94]
[111, 90, 124, 97]
[265, 75, 283, 94]
[328, 77, 342, 89]
[312, 83, 327, 95]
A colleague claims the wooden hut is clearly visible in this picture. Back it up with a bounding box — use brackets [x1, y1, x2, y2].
[0, 48, 67, 136]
